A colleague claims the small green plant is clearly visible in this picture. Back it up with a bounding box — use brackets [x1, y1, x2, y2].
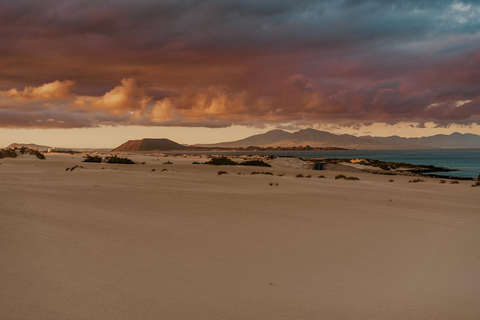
[296, 174, 304, 178]
[450, 180, 459, 184]
[409, 178, 424, 183]
[218, 170, 228, 175]
[83, 155, 102, 163]
[238, 160, 271, 167]
[105, 155, 135, 164]
[205, 157, 237, 166]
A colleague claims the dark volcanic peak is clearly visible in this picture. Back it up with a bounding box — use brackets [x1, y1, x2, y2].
[112, 138, 189, 152]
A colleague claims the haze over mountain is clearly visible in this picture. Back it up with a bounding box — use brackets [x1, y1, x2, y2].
[112, 138, 190, 152]
[197, 129, 480, 149]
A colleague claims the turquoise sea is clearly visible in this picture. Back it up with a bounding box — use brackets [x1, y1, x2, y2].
[191, 149, 480, 180]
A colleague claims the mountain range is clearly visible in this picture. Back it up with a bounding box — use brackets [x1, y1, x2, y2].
[196, 129, 480, 149]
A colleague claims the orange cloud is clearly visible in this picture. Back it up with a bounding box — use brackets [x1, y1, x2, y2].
[72, 78, 151, 117]
[0, 80, 75, 101]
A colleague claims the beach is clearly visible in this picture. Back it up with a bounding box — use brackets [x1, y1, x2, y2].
[1, 153, 480, 319]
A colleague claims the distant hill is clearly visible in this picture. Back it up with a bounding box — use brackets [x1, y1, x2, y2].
[197, 129, 480, 149]
[112, 138, 190, 151]
[6, 143, 52, 151]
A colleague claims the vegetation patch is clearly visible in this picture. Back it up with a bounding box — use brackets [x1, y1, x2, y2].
[238, 160, 271, 167]
[471, 181, 480, 187]
[409, 178, 424, 183]
[251, 171, 273, 175]
[440, 180, 446, 184]
[83, 155, 102, 163]
[0, 148, 17, 159]
[335, 174, 359, 180]
[217, 170, 228, 175]
[0, 147, 45, 159]
[269, 182, 279, 186]
[318, 175, 325, 178]
[296, 174, 304, 178]
[105, 155, 135, 164]
[450, 180, 459, 184]
[205, 157, 237, 166]
[163, 161, 173, 164]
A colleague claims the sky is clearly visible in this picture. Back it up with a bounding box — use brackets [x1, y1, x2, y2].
[0, 0, 480, 148]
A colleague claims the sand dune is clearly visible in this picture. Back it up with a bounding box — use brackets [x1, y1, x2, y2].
[1, 153, 479, 319]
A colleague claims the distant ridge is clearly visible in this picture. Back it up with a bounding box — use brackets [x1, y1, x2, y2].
[6, 143, 51, 151]
[112, 138, 190, 151]
[197, 129, 480, 149]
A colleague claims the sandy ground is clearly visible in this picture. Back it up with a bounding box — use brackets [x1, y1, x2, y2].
[1, 153, 480, 320]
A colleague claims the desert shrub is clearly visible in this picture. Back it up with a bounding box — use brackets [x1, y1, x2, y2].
[151, 169, 156, 172]
[336, 174, 359, 180]
[296, 174, 304, 178]
[450, 180, 459, 184]
[305, 175, 312, 178]
[372, 171, 397, 175]
[269, 182, 279, 186]
[83, 155, 102, 163]
[251, 171, 273, 175]
[33, 150, 45, 160]
[0, 148, 17, 159]
[278, 173, 285, 177]
[389, 179, 394, 182]
[318, 175, 325, 178]
[163, 161, 173, 164]
[471, 181, 480, 187]
[440, 180, 446, 184]
[161, 168, 167, 172]
[218, 170, 228, 175]
[205, 157, 237, 166]
[192, 161, 202, 164]
[238, 160, 271, 167]
[409, 178, 424, 183]
[105, 155, 135, 164]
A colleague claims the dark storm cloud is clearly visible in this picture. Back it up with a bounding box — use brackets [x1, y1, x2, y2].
[0, 0, 479, 128]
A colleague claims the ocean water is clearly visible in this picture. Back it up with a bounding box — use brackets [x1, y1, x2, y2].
[191, 149, 480, 179]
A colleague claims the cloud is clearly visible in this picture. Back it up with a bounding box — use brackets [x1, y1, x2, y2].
[0, 80, 75, 101]
[0, 1, 479, 129]
[72, 78, 151, 118]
